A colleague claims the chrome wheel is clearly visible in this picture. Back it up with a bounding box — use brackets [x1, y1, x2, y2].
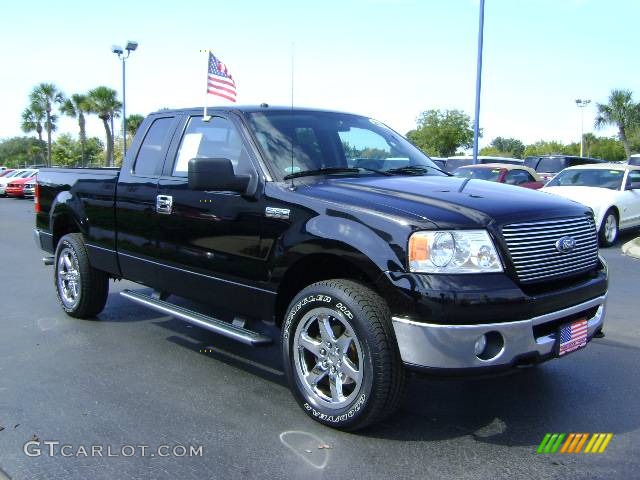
[604, 214, 617, 243]
[57, 247, 81, 308]
[292, 307, 364, 410]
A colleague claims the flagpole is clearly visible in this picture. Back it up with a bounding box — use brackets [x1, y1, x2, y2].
[203, 51, 211, 122]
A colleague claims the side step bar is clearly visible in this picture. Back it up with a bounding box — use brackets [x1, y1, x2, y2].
[120, 289, 272, 346]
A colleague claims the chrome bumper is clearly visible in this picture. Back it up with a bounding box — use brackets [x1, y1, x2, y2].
[392, 295, 606, 370]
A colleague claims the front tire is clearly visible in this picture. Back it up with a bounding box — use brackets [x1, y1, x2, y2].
[54, 233, 109, 318]
[598, 209, 619, 247]
[282, 279, 405, 430]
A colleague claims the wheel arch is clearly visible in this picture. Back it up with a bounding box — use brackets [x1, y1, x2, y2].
[273, 242, 391, 327]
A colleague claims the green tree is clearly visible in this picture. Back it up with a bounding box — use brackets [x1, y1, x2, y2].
[51, 134, 105, 167]
[582, 133, 597, 157]
[0, 137, 45, 168]
[126, 114, 145, 138]
[590, 137, 626, 161]
[60, 94, 91, 167]
[87, 86, 121, 166]
[594, 89, 640, 158]
[489, 137, 525, 158]
[406, 109, 475, 157]
[20, 106, 46, 162]
[29, 83, 65, 166]
[523, 140, 569, 157]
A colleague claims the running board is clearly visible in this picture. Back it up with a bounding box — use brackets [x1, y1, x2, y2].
[120, 289, 272, 346]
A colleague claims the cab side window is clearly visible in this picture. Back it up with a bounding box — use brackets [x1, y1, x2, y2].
[133, 117, 174, 176]
[173, 116, 252, 177]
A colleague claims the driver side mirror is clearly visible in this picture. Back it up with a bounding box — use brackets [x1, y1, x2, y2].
[188, 157, 252, 193]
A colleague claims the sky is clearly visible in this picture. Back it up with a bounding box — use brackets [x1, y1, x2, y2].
[1, 0, 638, 150]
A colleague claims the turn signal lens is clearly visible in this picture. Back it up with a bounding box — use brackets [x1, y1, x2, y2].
[408, 234, 429, 262]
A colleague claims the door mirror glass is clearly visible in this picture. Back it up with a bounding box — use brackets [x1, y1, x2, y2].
[188, 157, 251, 193]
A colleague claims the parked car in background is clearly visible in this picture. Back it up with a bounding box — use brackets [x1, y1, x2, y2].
[0, 169, 15, 177]
[628, 154, 640, 166]
[6, 174, 37, 198]
[0, 169, 36, 196]
[23, 178, 36, 198]
[453, 163, 545, 189]
[444, 155, 523, 173]
[541, 163, 640, 246]
[525, 155, 608, 182]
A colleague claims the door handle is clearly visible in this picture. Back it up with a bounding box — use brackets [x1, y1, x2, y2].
[156, 195, 173, 214]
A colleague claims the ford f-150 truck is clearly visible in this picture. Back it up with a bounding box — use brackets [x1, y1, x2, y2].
[34, 106, 607, 430]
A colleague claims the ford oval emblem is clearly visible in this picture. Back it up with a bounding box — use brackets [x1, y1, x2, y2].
[555, 236, 576, 254]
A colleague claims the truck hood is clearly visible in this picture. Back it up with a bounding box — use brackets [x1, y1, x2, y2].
[295, 175, 590, 228]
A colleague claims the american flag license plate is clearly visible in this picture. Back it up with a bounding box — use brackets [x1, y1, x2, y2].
[558, 319, 588, 357]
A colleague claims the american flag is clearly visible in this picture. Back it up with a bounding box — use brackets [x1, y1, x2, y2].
[207, 51, 236, 102]
[559, 319, 588, 356]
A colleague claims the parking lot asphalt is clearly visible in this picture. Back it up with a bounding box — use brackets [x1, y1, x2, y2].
[0, 197, 639, 480]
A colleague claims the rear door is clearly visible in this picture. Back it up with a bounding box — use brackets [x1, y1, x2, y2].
[115, 114, 179, 287]
[155, 113, 273, 318]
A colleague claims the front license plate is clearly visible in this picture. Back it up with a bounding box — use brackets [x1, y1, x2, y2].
[557, 318, 588, 357]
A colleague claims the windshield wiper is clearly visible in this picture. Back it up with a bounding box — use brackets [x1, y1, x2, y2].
[385, 165, 450, 176]
[283, 166, 391, 180]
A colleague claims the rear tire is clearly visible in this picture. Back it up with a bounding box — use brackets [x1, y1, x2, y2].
[598, 209, 618, 247]
[282, 279, 405, 430]
[54, 233, 109, 318]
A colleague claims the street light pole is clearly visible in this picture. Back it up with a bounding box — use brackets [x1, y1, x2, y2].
[112, 41, 138, 159]
[472, 0, 485, 165]
[575, 98, 591, 157]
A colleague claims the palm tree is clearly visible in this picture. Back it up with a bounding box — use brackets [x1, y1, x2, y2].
[20, 106, 46, 162]
[595, 89, 640, 158]
[126, 114, 145, 139]
[582, 132, 597, 157]
[61, 94, 91, 167]
[87, 87, 121, 166]
[29, 83, 65, 166]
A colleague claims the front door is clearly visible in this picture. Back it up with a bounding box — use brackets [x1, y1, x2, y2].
[155, 114, 274, 319]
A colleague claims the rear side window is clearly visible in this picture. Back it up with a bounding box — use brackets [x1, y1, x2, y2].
[134, 117, 174, 176]
[504, 169, 535, 185]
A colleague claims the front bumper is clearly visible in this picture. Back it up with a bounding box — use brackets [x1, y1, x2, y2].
[392, 295, 606, 372]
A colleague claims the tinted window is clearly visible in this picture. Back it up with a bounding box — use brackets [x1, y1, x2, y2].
[537, 157, 566, 173]
[524, 157, 539, 169]
[628, 156, 640, 166]
[173, 116, 251, 177]
[134, 117, 174, 176]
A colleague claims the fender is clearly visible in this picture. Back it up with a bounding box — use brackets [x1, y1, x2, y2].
[50, 190, 88, 245]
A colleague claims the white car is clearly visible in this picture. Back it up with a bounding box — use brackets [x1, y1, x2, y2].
[541, 163, 640, 246]
[0, 169, 36, 195]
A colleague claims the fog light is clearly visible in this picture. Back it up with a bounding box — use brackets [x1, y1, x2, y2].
[474, 335, 487, 356]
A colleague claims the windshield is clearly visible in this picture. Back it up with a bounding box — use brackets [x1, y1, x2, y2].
[453, 167, 503, 181]
[244, 110, 444, 180]
[546, 168, 624, 190]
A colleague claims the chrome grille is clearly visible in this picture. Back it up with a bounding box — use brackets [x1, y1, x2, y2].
[502, 217, 599, 283]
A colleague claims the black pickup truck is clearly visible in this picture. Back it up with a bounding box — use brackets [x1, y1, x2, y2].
[34, 106, 607, 430]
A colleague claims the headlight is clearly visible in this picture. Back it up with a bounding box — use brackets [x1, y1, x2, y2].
[408, 230, 503, 273]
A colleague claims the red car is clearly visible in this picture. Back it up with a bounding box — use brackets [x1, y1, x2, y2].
[6, 175, 36, 198]
[452, 163, 546, 189]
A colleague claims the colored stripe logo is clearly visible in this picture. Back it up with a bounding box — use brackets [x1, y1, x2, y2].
[537, 433, 612, 454]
